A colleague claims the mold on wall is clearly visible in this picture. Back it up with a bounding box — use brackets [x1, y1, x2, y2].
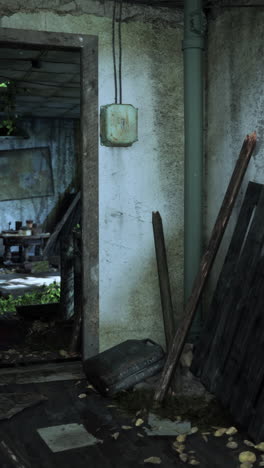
[205, 7, 264, 311]
[0, 1, 184, 351]
[0, 117, 76, 254]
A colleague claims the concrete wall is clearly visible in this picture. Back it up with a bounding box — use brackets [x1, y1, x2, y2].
[0, 117, 76, 255]
[205, 7, 264, 309]
[0, 0, 184, 350]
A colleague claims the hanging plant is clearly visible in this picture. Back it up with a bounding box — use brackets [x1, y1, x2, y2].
[0, 80, 19, 136]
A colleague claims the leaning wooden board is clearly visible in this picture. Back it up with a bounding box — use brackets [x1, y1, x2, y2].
[191, 181, 264, 442]
[154, 132, 257, 402]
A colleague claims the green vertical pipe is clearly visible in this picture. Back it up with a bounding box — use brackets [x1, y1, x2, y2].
[183, 0, 205, 339]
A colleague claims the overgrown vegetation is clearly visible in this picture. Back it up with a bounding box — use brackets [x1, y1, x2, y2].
[0, 282, 60, 313]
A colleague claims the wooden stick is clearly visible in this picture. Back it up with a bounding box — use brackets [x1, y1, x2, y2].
[154, 131, 257, 402]
[152, 211, 175, 349]
[70, 230, 82, 352]
[0, 440, 30, 468]
[43, 191, 80, 257]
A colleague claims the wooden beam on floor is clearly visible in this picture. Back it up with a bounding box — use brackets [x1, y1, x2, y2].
[0, 361, 85, 386]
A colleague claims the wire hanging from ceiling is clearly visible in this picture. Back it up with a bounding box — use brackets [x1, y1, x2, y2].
[112, 0, 123, 104]
[118, 0, 123, 104]
[112, 0, 118, 104]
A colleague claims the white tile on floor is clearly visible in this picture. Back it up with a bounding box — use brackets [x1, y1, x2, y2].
[37, 423, 103, 453]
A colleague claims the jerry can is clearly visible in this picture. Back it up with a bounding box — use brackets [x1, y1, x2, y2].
[83, 339, 165, 396]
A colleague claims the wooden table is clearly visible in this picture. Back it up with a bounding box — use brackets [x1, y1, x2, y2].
[0, 233, 50, 262]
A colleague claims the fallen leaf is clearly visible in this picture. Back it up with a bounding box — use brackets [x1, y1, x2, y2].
[238, 451, 256, 463]
[122, 425, 132, 430]
[226, 441, 238, 449]
[87, 384, 96, 391]
[137, 433, 144, 438]
[190, 427, 198, 434]
[225, 426, 238, 435]
[202, 435, 208, 443]
[172, 442, 185, 453]
[59, 349, 68, 357]
[228, 436, 234, 441]
[143, 456, 161, 464]
[255, 442, 264, 451]
[188, 460, 200, 465]
[107, 405, 116, 408]
[240, 463, 253, 468]
[214, 428, 227, 437]
[78, 393, 87, 399]
[179, 453, 188, 463]
[135, 418, 144, 427]
[243, 440, 255, 448]
[176, 434, 187, 443]
[111, 432, 119, 440]
[259, 462, 264, 467]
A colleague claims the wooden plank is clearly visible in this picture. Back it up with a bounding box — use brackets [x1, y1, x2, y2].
[70, 232, 82, 352]
[81, 37, 99, 359]
[204, 186, 264, 393]
[0, 439, 31, 468]
[43, 192, 80, 257]
[0, 361, 84, 385]
[191, 181, 263, 377]
[0, 27, 97, 50]
[152, 211, 175, 349]
[154, 132, 257, 402]
[60, 235, 75, 320]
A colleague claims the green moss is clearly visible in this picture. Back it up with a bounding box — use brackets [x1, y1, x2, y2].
[0, 282, 60, 313]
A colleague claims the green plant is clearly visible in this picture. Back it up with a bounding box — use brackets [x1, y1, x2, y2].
[0, 80, 18, 135]
[0, 282, 61, 313]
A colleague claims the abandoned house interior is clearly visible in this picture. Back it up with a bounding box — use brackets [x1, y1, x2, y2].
[0, 0, 264, 467]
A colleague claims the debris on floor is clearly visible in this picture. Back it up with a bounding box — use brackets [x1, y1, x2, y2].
[0, 392, 47, 420]
[144, 412, 191, 436]
[37, 423, 103, 452]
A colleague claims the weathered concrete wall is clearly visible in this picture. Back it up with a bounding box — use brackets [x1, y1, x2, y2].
[0, 117, 76, 253]
[205, 7, 264, 309]
[0, 1, 184, 351]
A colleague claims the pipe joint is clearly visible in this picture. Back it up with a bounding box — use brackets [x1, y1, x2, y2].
[182, 38, 205, 50]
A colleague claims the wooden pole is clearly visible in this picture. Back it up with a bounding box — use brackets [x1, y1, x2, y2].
[154, 131, 257, 403]
[60, 234, 75, 320]
[70, 230, 82, 352]
[152, 211, 175, 349]
[43, 191, 80, 258]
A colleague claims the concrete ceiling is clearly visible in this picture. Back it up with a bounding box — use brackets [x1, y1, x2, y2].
[0, 47, 80, 120]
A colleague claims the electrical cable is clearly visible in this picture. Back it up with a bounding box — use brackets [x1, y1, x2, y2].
[112, 0, 118, 104]
[118, 0, 123, 104]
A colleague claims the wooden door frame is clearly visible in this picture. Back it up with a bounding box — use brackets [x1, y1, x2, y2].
[0, 28, 99, 360]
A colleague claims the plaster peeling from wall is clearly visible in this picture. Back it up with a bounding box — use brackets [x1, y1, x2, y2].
[0, 0, 183, 27]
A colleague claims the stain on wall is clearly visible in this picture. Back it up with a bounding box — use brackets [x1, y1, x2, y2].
[0, 1, 184, 351]
[205, 7, 264, 311]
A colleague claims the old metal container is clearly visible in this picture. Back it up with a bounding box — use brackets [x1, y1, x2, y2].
[83, 339, 165, 396]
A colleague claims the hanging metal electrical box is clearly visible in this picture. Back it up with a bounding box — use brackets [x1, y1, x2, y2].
[100, 104, 138, 147]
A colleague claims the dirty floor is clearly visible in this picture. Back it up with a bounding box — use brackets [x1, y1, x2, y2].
[0, 378, 262, 468]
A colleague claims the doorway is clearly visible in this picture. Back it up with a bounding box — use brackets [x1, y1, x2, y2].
[0, 28, 99, 365]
